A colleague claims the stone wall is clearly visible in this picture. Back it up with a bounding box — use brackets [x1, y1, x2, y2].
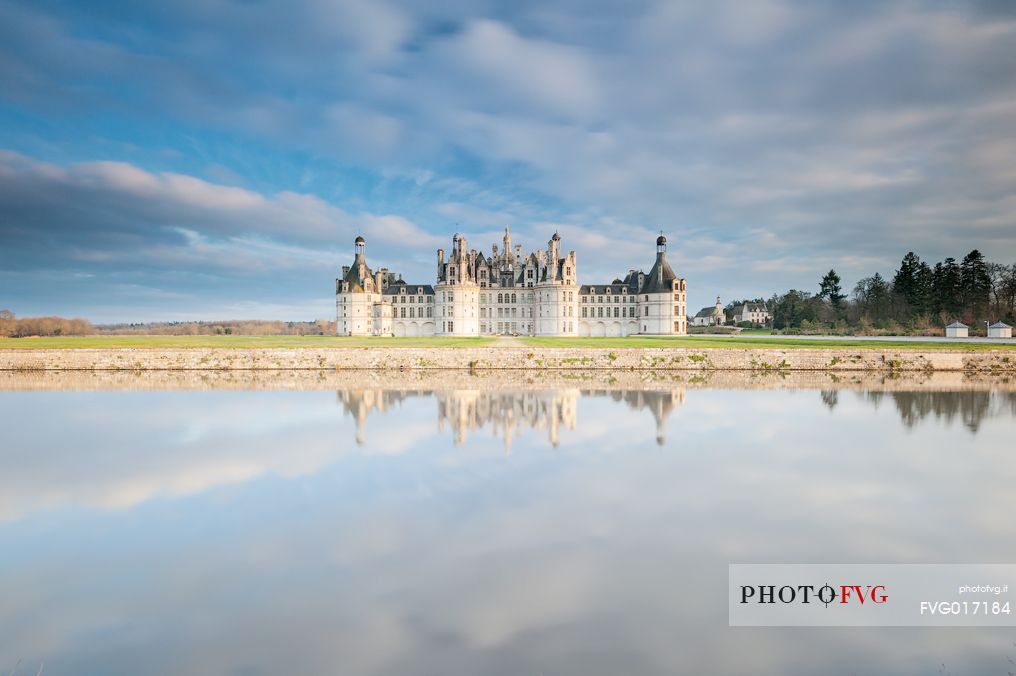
[2, 368, 1013, 392]
[2, 346, 1015, 373]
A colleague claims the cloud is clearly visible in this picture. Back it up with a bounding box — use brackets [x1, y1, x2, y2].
[2, 0, 1016, 316]
[0, 152, 437, 320]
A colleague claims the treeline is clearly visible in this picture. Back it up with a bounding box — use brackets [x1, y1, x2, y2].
[0, 312, 336, 337]
[97, 320, 336, 335]
[767, 250, 1016, 334]
[0, 311, 96, 337]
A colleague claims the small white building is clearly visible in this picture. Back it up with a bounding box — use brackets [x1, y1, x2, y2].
[692, 296, 725, 326]
[945, 321, 968, 338]
[988, 321, 1012, 338]
[732, 301, 771, 326]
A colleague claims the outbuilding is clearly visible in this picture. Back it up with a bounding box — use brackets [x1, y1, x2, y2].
[945, 321, 969, 338]
[988, 321, 1012, 338]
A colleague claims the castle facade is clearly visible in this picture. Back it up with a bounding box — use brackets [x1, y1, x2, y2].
[336, 228, 687, 337]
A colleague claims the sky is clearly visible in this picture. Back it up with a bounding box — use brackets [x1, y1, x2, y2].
[1, 0, 1015, 323]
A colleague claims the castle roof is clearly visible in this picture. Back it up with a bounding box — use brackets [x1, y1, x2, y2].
[383, 281, 434, 295]
[342, 259, 373, 293]
[641, 251, 677, 294]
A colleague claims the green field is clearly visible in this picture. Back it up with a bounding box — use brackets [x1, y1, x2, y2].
[0, 334, 1013, 350]
[0, 335, 496, 349]
[517, 336, 1016, 350]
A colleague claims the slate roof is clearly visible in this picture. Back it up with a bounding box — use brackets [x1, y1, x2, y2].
[946, 321, 968, 328]
[641, 252, 677, 294]
[694, 306, 721, 318]
[580, 284, 631, 295]
[989, 321, 1011, 329]
[341, 256, 372, 293]
[383, 280, 435, 296]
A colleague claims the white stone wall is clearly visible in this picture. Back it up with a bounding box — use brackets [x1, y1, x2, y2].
[337, 293, 381, 336]
[436, 283, 480, 336]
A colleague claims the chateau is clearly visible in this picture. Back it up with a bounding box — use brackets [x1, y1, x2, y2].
[336, 228, 688, 337]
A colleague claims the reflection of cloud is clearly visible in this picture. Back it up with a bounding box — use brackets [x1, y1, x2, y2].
[0, 392, 346, 521]
[2, 386, 1016, 673]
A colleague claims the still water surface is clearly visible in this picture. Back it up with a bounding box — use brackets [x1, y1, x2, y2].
[2, 379, 1015, 675]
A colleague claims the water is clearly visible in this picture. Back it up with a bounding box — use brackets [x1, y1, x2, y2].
[2, 372, 1015, 675]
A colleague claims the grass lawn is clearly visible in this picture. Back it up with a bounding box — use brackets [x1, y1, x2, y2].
[517, 336, 1016, 350]
[0, 335, 496, 349]
[1, 334, 1013, 350]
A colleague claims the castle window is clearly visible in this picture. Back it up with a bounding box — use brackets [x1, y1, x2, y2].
[614, 308, 619, 317]
[644, 306, 649, 316]
[598, 308, 603, 317]
[622, 307, 627, 317]
[448, 321, 454, 332]
[498, 293, 503, 303]
[614, 296, 619, 303]
[427, 307, 432, 317]
[511, 293, 516, 303]
[582, 308, 587, 318]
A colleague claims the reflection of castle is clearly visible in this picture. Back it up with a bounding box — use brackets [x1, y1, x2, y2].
[336, 389, 422, 445]
[595, 389, 687, 446]
[336, 387, 686, 449]
[437, 390, 578, 450]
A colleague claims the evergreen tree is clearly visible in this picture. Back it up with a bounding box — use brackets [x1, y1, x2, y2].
[819, 269, 845, 309]
[853, 273, 891, 321]
[933, 257, 962, 317]
[892, 252, 922, 313]
[914, 261, 933, 316]
[960, 249, 990, 322]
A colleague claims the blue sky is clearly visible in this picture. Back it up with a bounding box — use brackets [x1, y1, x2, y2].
[1, 0, 1015, 322]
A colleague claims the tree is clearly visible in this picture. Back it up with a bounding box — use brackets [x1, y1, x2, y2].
[819, 269, 846, 309]
[932, 258, 962, 318]
[853, 273, 891, 321]
[0, 309, 14, 337]
[771, 290, 818, 329]
[960, 249, 991, 322]
[913, 261, 934, 316]
[892, 252, 923, 316]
